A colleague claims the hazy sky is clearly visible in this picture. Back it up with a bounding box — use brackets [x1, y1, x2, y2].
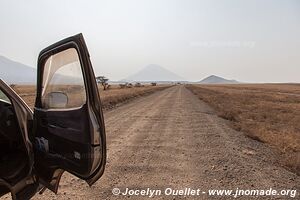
[0, 0, 299, 82]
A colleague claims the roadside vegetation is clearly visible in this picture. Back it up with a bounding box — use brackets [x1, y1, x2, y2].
[186, 84, 300, 174]
[11, 84, 170, 110]
[98, 84, 170, 109]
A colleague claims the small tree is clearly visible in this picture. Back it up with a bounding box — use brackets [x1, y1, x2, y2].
[96, 76, 109, 90]
[9, 84, 16, 89]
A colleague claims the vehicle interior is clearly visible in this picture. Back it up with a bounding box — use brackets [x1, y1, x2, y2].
[0, 93, 29, 185]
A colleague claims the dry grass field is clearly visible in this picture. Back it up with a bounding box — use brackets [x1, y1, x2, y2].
[186, 84, 300, 174]
[10, 84, 171, 109]
[97, 84, 171, 109]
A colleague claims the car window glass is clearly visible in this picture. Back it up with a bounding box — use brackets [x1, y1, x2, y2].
[0, 89, 11, 103]
[41, 48, 86, 109]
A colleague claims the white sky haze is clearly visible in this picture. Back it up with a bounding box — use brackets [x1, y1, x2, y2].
[0, 0, 299, 82]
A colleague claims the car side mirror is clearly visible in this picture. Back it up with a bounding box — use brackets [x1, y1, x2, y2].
[44, 92, 68, 108]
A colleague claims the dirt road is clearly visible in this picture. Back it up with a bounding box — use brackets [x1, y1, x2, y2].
[15, 86, 300, 199]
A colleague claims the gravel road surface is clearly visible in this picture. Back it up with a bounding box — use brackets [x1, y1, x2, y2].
[3, 86, 299, 199]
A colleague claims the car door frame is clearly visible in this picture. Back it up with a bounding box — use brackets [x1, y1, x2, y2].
[0, 79, 38, 200]
[33, 33, 106, 192]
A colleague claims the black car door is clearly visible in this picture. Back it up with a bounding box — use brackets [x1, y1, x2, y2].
[0, 80, 38, 200]
[33, 33, 106, 193]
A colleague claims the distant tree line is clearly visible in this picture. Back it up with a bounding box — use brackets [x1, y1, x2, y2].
[96, 75, 158, 89]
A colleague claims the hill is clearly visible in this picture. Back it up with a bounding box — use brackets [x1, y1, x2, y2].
[198, 75, 238, 84]
[124, 64, 184, 82]
[0, 55, 36, 84]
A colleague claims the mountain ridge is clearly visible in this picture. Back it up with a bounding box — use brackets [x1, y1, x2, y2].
[198, 75, 238, 84]
[123, 64, 185, 82]
[0, 55, 36, 84]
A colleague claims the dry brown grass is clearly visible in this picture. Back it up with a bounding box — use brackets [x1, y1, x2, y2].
[10, 85, 36, 108]
[98, 84, 171, 109]
[186, 84, 300, 174]
[11, 84, 171, 109]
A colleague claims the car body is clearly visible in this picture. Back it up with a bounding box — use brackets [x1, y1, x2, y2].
[0, 34, 106, 200]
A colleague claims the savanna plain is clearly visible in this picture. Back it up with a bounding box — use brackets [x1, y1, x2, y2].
[2, 83, 299, 199]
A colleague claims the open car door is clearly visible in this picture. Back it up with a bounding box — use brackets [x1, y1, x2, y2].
[33, 33, 106, 193]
